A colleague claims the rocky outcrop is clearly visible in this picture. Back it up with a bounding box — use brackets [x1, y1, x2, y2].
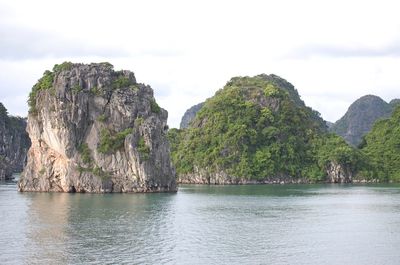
[178, 167, 310, 184]
[325, 162, 352, 183]
[178, 164, 352, 184]
[0, 103, 30, 180]
[18, 62, 176, 193]
[331, 95, 399, 146]
[180, 102, 204, 129]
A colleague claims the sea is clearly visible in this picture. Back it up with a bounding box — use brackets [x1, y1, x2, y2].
[1, 176, 400, 264]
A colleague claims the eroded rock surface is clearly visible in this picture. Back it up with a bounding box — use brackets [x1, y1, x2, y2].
[326, 162, 352, 183]
[0, 103, 30, 180]
[18, 62, 176, 192]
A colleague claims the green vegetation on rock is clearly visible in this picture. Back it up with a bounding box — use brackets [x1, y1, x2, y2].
[78, 164, 110, 181]
[92, 166, 110, 180]
[72, 83, 83, 93]
[28, 61, 74, 114]
[78, 143, 92, 165]
[53, 61, 73, 73]
[137, 136, 150, 160]
[150, 99, 161, 114]
[90, 86, 101, 95]
[98, 128, 133, 154]
[359, 106, 400, 181]
[313, 134, 364, 181]
[135, 117, 144, 126]
[28, 70, 55, 114]
[97, 114, 107, 122]
[169, 75, 362, 182]
[112, 74, 134, 89]
[99, 62, 114, 70]
[264, 83, 286, 98]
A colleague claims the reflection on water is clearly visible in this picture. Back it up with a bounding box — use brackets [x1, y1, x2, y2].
[23, 192, 176, 265]
[1, 182, 400, 264]
[26, 193, 70, 264]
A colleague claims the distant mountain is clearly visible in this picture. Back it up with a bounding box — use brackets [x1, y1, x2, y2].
[390, 99, 400, 106]
[180, 102, 204, 129]
[330, 95, 399, 146]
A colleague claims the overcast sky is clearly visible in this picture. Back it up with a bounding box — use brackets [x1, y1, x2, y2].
[0, 0, 399, 128]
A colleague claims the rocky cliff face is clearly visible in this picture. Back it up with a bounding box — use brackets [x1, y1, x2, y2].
[18, 62, 176, 193]
[325, 162, 352, 183]
[331, 95, 398, 146]
[0, 103, 30, 180]
[180, 102, 204, 129]
[178, 167, 311, 184]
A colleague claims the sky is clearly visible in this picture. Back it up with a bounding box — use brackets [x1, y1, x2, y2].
[0, 0, 400, 128]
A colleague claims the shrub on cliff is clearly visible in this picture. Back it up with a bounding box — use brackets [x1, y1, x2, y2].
[28, 70, 54, 114]
[98, 128, 133, 154]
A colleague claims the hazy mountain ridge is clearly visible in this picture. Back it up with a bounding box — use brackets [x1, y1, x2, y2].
[180, 102, 204, 129]
[331, 95, 399, 146]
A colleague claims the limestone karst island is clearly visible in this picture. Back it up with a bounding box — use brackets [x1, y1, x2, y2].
[18, 62, 176, 193]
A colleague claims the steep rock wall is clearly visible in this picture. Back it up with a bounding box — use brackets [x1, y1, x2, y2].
[18, 63, 176, 192]
[0, 104, 30, 180]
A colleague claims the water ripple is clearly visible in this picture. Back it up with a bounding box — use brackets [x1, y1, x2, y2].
[1, 183, 400, 264]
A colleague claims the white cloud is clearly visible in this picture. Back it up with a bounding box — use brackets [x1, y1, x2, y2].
[0, 0, 399, 127]
[0, 25, 130, 60]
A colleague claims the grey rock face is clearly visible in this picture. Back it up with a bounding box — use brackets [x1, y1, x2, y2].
[326, 121, 334, 129]
[0, 104, 30, 180]
[179, 102, 204, 129]
[331, 95, 397, 146]
[326, 162, 352, 183]
[18, 63, 176, 193]
[389, 98, 400, 107]
[178, 167, 310, 184]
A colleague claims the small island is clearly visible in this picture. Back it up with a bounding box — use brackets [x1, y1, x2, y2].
[18, 62, 176, 193]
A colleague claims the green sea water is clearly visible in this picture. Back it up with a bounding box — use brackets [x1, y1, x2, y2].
[1, 179, 400, 264]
